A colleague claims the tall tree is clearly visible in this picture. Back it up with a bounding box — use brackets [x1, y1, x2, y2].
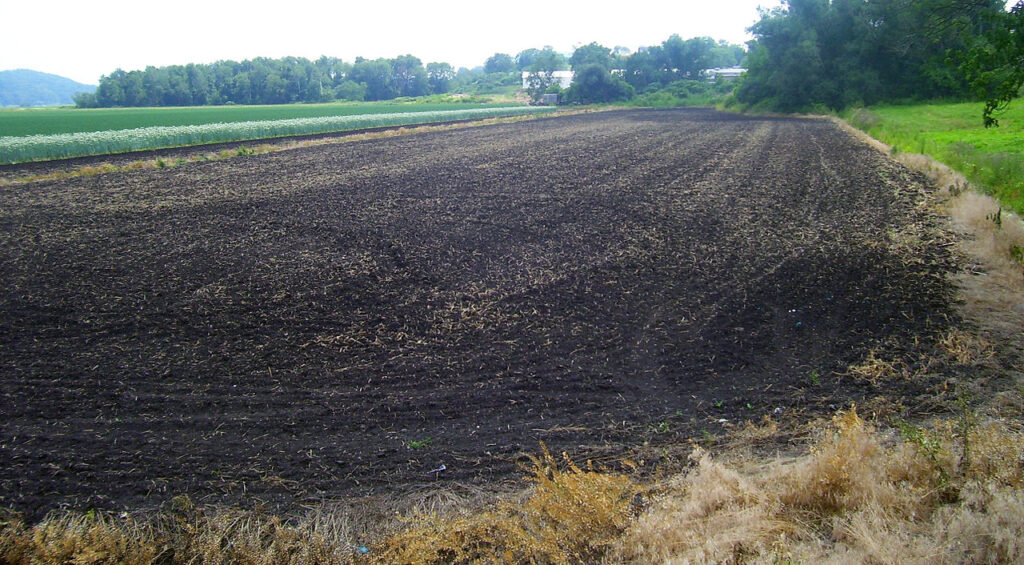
[426, 62, 455, 94]
[350, 58, 396, 101]
[484, 53, 515, 74]
[515, 48, 541, 71]
[570, 42, 614, 70]
[566, 64, 634, 103]
[623, 46, 669, 90]
[662, 35, 718, 78]
[530, 47, 569, 73]
[391, 55, 429, 97]
[96, 69, 126, 106]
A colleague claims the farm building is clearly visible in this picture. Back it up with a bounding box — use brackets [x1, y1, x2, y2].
[706, 67, 746, 82]
[521, 70, 575, 89]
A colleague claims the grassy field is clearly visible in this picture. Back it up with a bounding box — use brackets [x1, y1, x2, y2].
[843, 101, 1024, 215]
[0, 99, 512, 137]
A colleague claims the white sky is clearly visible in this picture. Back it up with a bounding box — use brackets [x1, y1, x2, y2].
[0, 1, 782, 85]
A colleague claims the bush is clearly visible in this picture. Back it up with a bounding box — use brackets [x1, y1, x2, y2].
[564, 65, 634, 104]
[334, 80, 366, 102]
[628, 79, 737, 108]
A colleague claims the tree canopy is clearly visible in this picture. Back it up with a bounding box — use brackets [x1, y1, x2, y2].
[619, 36, 746, 92]
[569, 43, 614, 71]
[484, 53, 516, 74]
[566, 64, 634, 103]
[734, 0, 1007, 112]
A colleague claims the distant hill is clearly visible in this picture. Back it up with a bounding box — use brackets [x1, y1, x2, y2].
[0, 69, 96, 107]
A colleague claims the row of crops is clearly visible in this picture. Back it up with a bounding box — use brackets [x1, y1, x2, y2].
[0, 106, 557, 165]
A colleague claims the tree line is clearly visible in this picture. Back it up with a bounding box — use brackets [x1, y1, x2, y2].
[74, 55, 459, 107]
[75, 37, 746, 108]
[517, 36, 745, 104]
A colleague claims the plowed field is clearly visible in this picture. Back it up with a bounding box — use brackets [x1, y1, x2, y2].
[0, 109, 955, 519]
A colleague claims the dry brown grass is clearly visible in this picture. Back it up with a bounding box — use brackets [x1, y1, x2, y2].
[0, 500, 372, 565]
[0, 510, 161, 565]
[847, 349, 908, 384]
[938, 328, 994, 365]
[369, 446, 638, 564]
[950, 191, 1024, 289]
[612, 408, 1024, 564]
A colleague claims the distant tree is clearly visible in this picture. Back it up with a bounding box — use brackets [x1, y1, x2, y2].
[611, 46, 631, 70]
[334, 79, 366, 101]
[391, 54, 429, 97]
[185, 64, 210, 105]
[166, 66, 193, 106]
[350, 58, 396, 100]
[515, 48, 541, 70]
[524, 72, 556, 103]
[73, 91, 98, 108]
[315, 56, 345, 83]
[530, 47, 570, 73]
[484, 53, 515, 74]
[566, 64, 635, 103]
[426, 62, 455, 94]
[623, 46, 669, 90]
[453, 66, 483, 87]
[121, 71, 145, 106]
[570, 42, 614, 70]
[263, 72, 289, 104]
[662, 35, 717, 79]
[142, 66, 169, 105]
[520, 47, 568, 103]
[95, 69, 126, 106]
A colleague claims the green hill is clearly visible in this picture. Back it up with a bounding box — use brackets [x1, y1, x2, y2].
[0, 69, 95, 108]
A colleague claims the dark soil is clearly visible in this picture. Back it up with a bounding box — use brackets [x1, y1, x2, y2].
[0, 109, 956, 521]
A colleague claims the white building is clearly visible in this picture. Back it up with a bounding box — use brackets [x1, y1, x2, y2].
[522, 70, 575, 89]
[706, 67, 746, 82]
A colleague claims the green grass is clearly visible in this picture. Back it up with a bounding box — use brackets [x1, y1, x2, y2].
[627, 79, 737, 109]
[843, 101, 1024, 215]
[0, 100, 516, 138]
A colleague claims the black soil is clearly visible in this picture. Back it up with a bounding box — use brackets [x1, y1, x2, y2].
[0, 109, 956, 520]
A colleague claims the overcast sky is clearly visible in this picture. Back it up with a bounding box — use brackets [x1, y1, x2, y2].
[0, 1, 782, 85]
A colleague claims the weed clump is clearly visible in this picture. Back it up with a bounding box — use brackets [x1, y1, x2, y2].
[372, 445, 637, 564]
[0, 511, 161, 565]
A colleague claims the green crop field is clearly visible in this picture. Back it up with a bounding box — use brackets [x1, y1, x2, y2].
[0, 106, 556, 164]
[844, 102, 1024, 215]
[0, 100, 514, 138]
